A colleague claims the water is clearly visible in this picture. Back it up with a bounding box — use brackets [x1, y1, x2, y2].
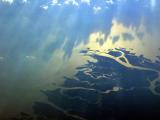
[0, 0, 160, 120]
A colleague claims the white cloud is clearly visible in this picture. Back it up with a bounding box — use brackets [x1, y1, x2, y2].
[150, 0, 156, 9]
[1, 0, 14, 4]
[22, 0, 27, 3]
[1, 0, 28, 4]
[51, 0, 58, 5]
[64, 0, 79, 6]
[51, 0, 62, 6]
[106, 0, 114, 5]
[81, 0, 90, 5]
[25, 56, 36, 61]
[41, 5, 49, 10]
[93, 6, 102, 14]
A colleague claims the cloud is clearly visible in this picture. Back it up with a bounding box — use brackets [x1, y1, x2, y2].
[25, 56, 36, 61]
[1, 0, 14, 4]
[22, 0, 27, 3]
[150, 0, 156, 8]
[106, 0, 114, 5]
[51, 0, 90, 6]
[51, 0, 58, 5]
[0, 0, 28, 4]
[0, 0, 159, 60]
[64, 0, 79, 6]
[41, 5, 49, 10]
[93, 6, 102, 14]
[81, 0, 90, 5]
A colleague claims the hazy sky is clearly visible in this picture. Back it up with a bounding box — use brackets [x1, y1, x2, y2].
[0, 0, 160, 119]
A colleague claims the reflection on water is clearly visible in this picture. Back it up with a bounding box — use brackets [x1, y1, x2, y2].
[0, 0, 160, 120]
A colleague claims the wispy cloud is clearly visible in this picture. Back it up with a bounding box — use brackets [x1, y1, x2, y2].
[22, 0, 27, 3]
[106, 0, 114, 5]
[64, 0, 79, 6]
[1, 0, 14, 4]
[81, 0, 90, 5]
[93, 6, 102, 14]
[41, 5, 49, 10]
[25, 56, 36, 61]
